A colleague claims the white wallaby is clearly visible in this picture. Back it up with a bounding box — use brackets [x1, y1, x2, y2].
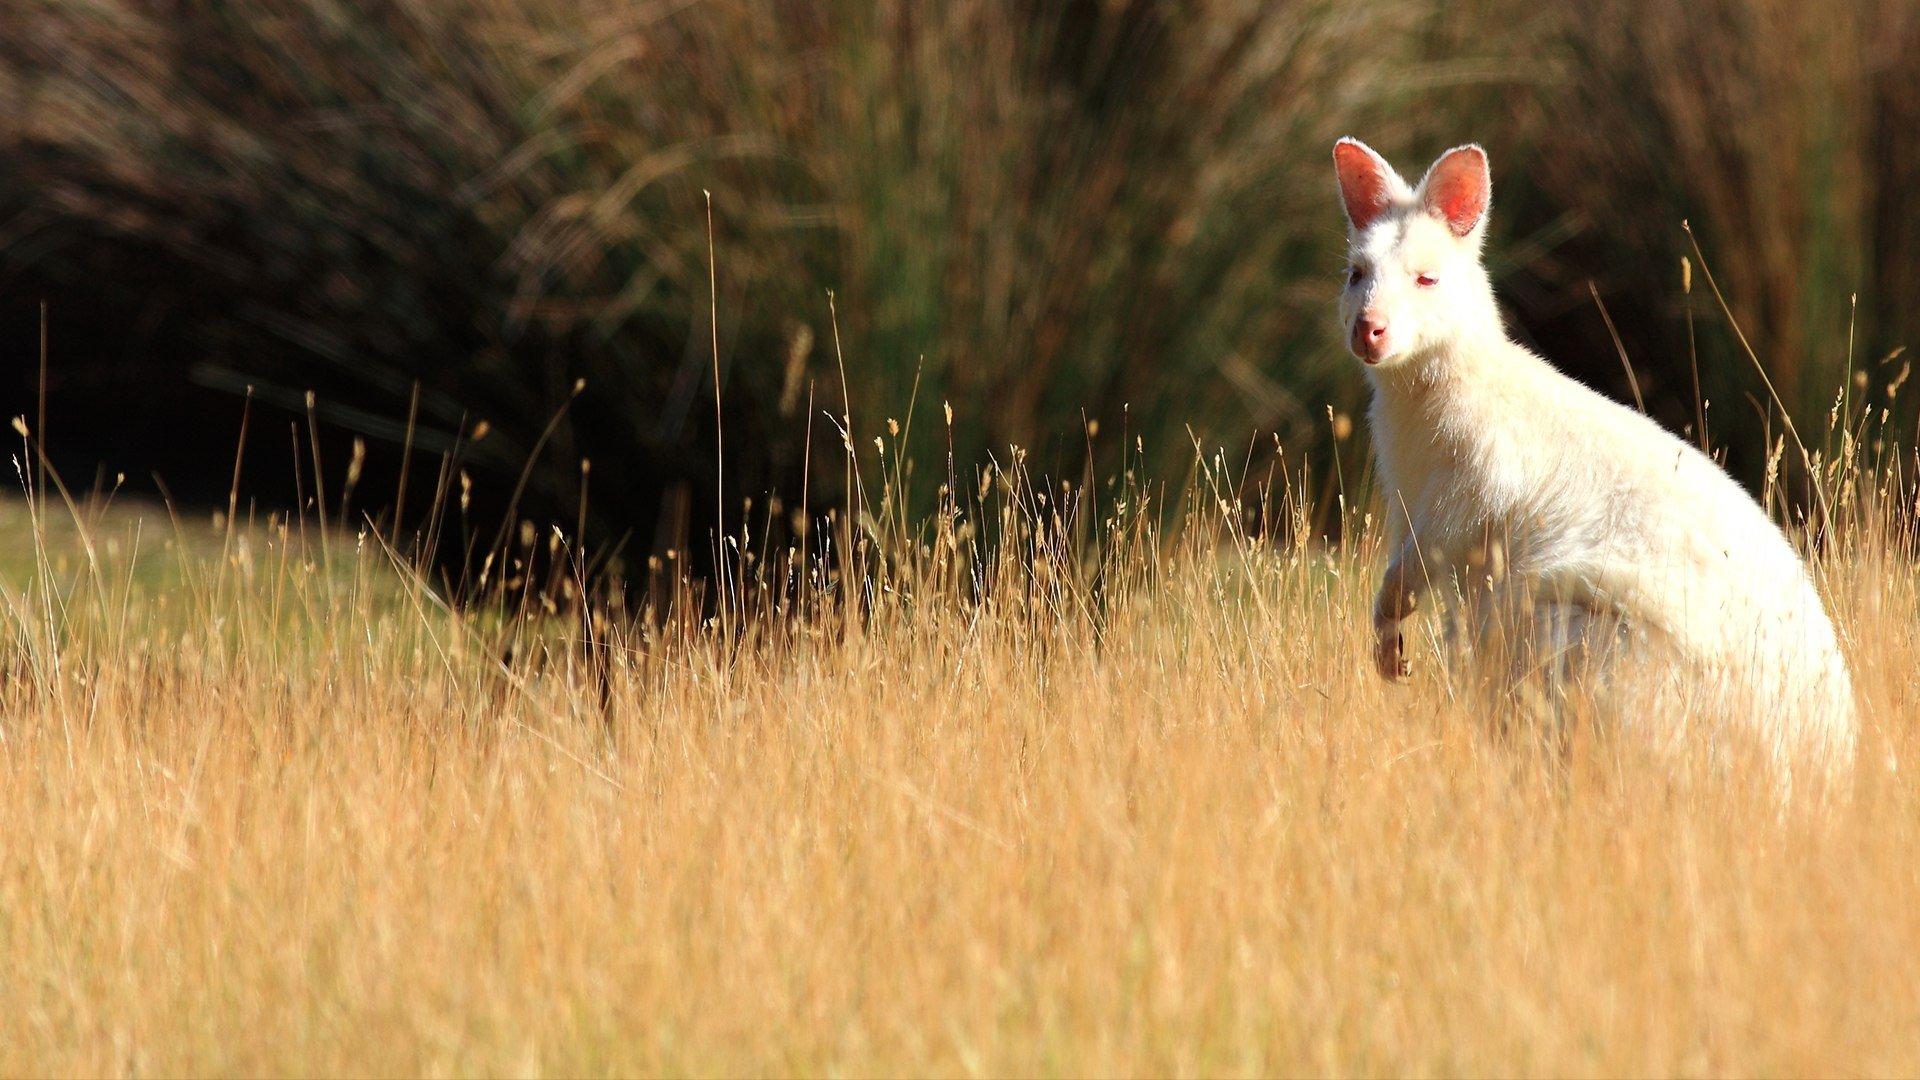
[1332, 137, 1857, 780]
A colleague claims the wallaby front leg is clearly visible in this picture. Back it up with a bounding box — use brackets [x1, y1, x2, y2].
[1373, 546, 1423, 681]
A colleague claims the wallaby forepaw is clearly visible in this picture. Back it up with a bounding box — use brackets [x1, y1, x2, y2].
[1374, 629, 1411, 681]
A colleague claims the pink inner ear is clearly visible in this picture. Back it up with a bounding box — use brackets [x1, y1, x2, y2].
[1423, 148, 1489, 237]
[1334, 142, 1393, 231]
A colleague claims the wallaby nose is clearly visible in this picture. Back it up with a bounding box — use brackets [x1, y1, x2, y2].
[1351, 314, 1389, 361]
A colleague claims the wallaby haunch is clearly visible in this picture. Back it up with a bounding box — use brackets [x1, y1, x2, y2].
[1333, 137, 1857, 781]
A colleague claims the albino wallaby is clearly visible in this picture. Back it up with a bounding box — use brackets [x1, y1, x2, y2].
[1333, 137, 1857, 779]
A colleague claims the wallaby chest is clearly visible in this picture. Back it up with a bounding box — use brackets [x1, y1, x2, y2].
[1367, 370, 1530, 552]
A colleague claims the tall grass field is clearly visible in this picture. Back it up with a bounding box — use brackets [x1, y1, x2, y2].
[0, 361, 1916, 1075]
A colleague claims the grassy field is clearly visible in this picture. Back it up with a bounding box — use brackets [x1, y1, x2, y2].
[0, 427, 1917, 1077]
[6, 4, 1920, 1075]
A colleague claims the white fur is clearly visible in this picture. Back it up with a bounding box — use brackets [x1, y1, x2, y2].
[1334, 138, 1858, 780]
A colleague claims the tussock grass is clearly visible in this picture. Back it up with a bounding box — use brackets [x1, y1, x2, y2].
[0, 411, 1915, 1076]
[12, 0, 1911, 547]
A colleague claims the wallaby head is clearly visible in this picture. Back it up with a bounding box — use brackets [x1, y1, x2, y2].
[1334, 138, 1498, 368]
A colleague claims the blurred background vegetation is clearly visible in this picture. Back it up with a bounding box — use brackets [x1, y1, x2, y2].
[0, 0, 1914, 576]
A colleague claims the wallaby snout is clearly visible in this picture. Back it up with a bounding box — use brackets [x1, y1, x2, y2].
[1351, 311, 1390, 364]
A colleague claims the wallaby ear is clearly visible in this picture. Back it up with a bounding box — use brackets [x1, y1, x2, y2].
[1417, 144, 1490, 238]
[1333, 138, 1404, 232]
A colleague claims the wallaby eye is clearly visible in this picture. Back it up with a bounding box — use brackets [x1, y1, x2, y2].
[1415, 272, 1438, 288]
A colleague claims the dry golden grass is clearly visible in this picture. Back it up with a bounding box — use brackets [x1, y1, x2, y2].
[0, 432, 1916, 1078]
